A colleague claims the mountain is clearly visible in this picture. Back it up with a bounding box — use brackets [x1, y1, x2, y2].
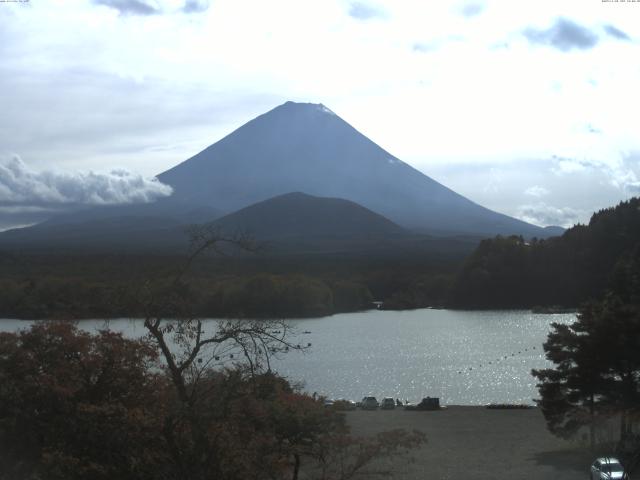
[543, 225, 566, 236]
[0, 100, 554, 253]
[158, 101, 549, 237]
[212, 192, 405, 240]
[205, 191, 416, 255]
[0, 192, 407, 254]
[0, 202, 224, 253]
[0, 215, 189, 253]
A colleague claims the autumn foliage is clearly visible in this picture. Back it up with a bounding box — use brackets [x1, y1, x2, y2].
[0, 322, 424, 480]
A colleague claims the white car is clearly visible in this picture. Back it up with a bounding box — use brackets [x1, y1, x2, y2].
[590, 457, 625, 480]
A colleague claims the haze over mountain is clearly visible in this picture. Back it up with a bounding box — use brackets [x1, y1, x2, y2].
[0, 101, 559, 253]
[158, 101, 552, 237]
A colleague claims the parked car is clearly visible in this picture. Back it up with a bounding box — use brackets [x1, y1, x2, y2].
[333, 399, 357, 410]
[380, 397, 396, 410]
[405, 397, 440, 411]
[360, 396, 379, 410]
[590, 457, 625, 480]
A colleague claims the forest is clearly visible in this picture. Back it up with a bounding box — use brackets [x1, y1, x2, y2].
[0, 246, 457, 320]
[1, 197, 639, 319]
[450, 198, 640, 309]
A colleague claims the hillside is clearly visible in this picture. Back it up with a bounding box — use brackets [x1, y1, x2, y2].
[450, 197, 640, 308]
[212, 191, 404, 238]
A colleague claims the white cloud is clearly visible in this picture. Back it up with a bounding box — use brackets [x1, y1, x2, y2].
[0, 156, 172, 207]
[550, 154, 640, 196]
[524, 185, 549, 197]
[516, 202, 581, 228]
[552, 158, 589, 174]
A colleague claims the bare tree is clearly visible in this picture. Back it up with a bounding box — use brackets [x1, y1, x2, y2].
[134, 224, 426, 480]
[136, 225, 306, 479]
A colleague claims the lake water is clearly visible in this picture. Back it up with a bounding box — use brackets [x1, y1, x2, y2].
[0, 309, 575, 405]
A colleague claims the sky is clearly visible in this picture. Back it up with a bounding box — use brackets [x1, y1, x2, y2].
[1, 0, 640, 229]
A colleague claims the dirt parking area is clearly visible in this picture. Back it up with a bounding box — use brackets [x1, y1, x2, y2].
[344, 406, 626, 480]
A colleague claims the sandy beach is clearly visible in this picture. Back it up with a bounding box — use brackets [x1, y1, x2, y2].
[344, 406, 629, 480]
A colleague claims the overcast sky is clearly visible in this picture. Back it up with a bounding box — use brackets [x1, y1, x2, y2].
[1, 0, 639, 229]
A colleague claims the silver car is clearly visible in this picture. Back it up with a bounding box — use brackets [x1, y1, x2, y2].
[380, 397, 396, 410]
[360, 396, 379, 410]
[590, 457, 625, 480]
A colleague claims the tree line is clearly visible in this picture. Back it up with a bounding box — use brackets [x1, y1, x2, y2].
[0, 251, 456, 319]
[451, 198, 640, 309]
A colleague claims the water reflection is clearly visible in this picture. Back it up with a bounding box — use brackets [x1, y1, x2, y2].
[0, 309, 574, 405]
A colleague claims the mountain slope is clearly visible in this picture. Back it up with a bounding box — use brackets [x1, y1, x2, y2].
[158, 101, 547, 237]
[212, 192, 405, 240]
[0, 215, 189, 253]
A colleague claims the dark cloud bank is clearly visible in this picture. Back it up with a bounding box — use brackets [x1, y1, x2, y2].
[461, 2, 485, 18]
[348, 2, 387, 20]
[604, 24, 631, 41]
[92, 0, 210, 16]
[524, 18, 599, 51]
[93, 0, 160, 16]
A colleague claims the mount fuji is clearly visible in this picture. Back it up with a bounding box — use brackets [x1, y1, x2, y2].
[157, 101, 547, 237]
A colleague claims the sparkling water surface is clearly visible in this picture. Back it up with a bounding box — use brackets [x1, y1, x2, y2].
[0, 309, 575, 405]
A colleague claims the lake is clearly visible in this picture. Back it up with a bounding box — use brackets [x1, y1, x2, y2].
[0, 309, 575, 405]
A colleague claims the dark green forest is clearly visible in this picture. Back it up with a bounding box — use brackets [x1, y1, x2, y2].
[2, 197, 639, 319]
[451, 198, 640, 309]
[0, 250, 457, 319]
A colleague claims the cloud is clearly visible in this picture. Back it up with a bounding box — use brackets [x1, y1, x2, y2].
[524, 18, 599, 52]
[460, 2, 484, 18]
[524, 185, 549, 197]
[182, 0, 210, 14]
[0, 156, 172, 207]
[517, 202, 580, 228]
[412, 43, 436, 54]
[551, 156, 589, 174]
[0, 206, 62, 232]
[348, 2, 387, 21]
[550, 154, 640, 196]
[93, 0, 160, 16]
[604, 24, 631, 41]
